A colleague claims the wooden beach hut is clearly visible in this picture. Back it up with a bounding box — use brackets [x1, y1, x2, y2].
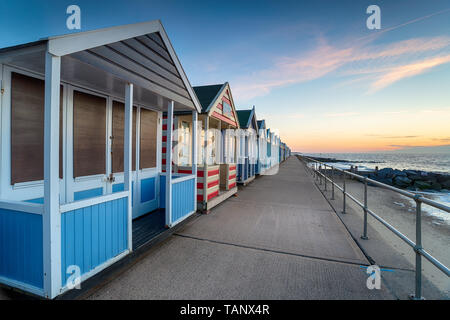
[236, 107, 258, 185]
[0, 20, 201, 298]
[256, 119, 268, 175]
[161, 82, 239, 212]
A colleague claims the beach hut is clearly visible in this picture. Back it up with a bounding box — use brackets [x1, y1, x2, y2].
[256, 119, 268, 175]
[0, 20, 201, 298]
[161, 82, 239, 212]
[236, 107, 258, 185]
[269, 131, 280, 169]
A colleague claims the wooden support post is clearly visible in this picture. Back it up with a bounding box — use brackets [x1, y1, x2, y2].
[124, 83, 133, 251]
[165, 101, 174, 226]
[43, 50, 61, 299]
[192, 111, 198, 212]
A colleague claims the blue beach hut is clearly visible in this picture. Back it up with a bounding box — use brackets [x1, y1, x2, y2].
[236, 107, 258, 185]
[0, 20, 201, 298]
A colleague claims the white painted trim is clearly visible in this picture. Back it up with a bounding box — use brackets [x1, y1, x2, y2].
[59, 249, 130, 296]
[42, 50, 61, 299]
[171, 174, 195, 184]
[124, 83, 133, 252]
[105, 96, 113, 195]
[0, 200, 44, 215]
[0, 275, 45, 297]
[60, 191, 128, 213]
[169, 209, 196, 228]
[134, 105, 141, 212]
[191, 111, 198, 212]
[165, 101, 173, 226]
[48, 20, 161, 56]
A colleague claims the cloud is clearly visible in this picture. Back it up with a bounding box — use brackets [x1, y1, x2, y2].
[383, 135, 420, 139]
[231, 10, 450, 101]
[324, 112, 359, 118]
[368, 54, 450, 93]
[233, 41, 354, 100]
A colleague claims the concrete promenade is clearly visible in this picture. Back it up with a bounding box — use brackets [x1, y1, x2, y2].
[85, 156, 395, 299]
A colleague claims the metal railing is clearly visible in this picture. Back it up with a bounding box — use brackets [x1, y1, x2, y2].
[299, 155, 450, 300]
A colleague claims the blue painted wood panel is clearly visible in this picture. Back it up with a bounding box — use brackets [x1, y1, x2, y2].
[141, 177, 156, 203]
[74, 187, 103, 201]
[112, 183, 124, 193]
[160, 175, 166, 208]
[61, 197, 128, 286]
[171, 178, 195, 224]
[0, 209, 43, 289]
[26, 198, 44, 204]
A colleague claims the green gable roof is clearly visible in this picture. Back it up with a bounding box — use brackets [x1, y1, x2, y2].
[193, 84, 224, 113]
[236, 110, 252, 129]
[257, 120, 265, 130]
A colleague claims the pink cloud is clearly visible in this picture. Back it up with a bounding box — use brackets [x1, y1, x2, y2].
[369, 54, 450, 92]
[232, 34, 450, 101]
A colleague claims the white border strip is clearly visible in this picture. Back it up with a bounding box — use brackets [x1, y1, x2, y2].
[0, 200, 44, 215]
[171, 174, 195, 184]
[59, 249, 130, 296]
[169, 209, 196, 228]
[59, 191, 128, 213]
[0, 275, 45, 297]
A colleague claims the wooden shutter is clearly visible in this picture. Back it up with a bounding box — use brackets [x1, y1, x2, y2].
[73, 90, 106, 178]
[111, 101, 137, 173]
[139, 108, 158, 169]
[10, 72, 63, 184]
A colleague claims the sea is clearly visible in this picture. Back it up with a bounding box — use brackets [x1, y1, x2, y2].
[301, 152, 450, 223]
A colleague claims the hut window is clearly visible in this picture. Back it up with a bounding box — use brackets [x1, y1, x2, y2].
[10, 72, 63, 184]
[222, 101, 232, 119]
[111, 101, 137, 173]
[73, 90, 106, 178]
[139, 108, 157, 169]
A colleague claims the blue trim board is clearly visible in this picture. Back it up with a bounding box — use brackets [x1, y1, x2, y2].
[74, 187, 103, 201]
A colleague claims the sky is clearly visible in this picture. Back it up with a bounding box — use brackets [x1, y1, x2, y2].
[1, 0, 450, 153]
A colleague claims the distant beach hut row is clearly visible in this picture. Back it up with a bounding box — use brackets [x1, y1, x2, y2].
[0, 20, 290, 298]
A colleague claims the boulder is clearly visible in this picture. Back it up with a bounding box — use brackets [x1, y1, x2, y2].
[436, 174, 450, 183]
[379, 178, 393, 185]
[441, 180, 450, 189]
[392, 169, 407, 177]
[414, 181, 432, 190]
[394, 176, 412, 188]
[404, 170, 419, 176]
[377, 168, 394, 178]
[430, 182, 442, 191]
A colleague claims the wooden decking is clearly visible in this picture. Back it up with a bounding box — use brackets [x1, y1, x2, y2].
[132, 209, 166, 250]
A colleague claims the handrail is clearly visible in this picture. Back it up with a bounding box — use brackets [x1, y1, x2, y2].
[298, 155, 450, 300]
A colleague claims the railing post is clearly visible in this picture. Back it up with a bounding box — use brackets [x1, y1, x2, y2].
[410, 195, 424, 300]
[342, 172, 346, 214]
[319, 165, 322, 185]
[315, 163, 319, 181]
[331, 167, 335, 200]
[324, 165, 327, 191]
[361, 177, 369, 240]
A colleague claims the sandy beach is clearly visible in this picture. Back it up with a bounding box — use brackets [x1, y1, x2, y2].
[311, 171, 449, 297]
